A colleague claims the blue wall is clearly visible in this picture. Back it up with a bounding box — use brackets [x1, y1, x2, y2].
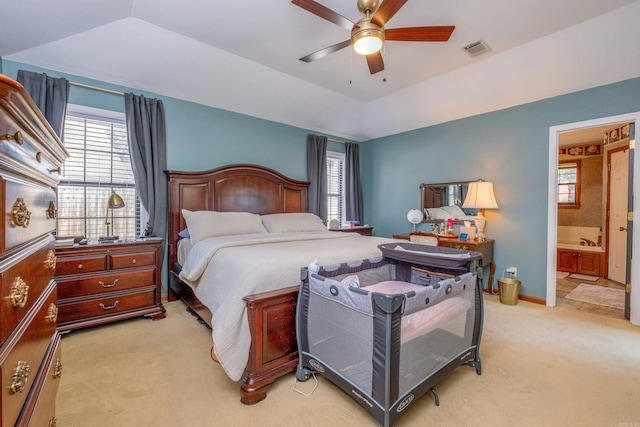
[4, 59, 640, 300]
[361, 78, 640, 299]
[1, 60, 346, 181]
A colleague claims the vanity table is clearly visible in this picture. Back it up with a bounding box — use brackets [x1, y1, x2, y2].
[392, 233, 495, 291]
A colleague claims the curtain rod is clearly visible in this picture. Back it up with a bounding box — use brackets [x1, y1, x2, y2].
[70, 81, 124, 96]
[328, 137, 347, 144]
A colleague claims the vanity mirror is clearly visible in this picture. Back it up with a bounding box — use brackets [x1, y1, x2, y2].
[419, 181, 480, 222]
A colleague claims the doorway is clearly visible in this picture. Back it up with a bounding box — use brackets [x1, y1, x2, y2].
[547, 113, 640, 326]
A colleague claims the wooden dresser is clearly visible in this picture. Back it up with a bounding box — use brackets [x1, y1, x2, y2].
[0, 75, 68, 426]
[54, 239, 165, 332]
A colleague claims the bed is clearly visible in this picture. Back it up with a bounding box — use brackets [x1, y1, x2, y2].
[166, 164, 395, 404]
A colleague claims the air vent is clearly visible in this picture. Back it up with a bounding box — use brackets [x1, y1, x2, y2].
[463, 40, 491, 57]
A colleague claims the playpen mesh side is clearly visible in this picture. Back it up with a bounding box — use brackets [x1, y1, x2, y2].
[306, 288, 376, 393]
[304, 268, 477, 399]
[395, 282, 476, 396]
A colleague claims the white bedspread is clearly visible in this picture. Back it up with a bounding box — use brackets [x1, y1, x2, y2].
[179, 231, 396, 381]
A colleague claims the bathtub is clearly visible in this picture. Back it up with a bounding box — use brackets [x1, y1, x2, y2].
[557, 242, 604, 253]
[557, 226, 604, 252]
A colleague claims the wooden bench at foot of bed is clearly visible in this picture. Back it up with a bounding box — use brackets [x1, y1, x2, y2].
[169, 270, 299, 405]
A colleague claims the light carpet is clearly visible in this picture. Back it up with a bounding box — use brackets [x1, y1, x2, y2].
[566, 283, 625, 309]
[56, 297, 640, 427]
[568, 273, 599, 281]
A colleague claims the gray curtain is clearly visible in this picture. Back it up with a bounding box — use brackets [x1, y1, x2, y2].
[124, 93, 167, 240]
[307, 134, 328, 220]
[345, 142, 363, 223]
[17, 70, 69, 138]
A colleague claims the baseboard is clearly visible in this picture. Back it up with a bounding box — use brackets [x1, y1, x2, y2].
[519, 294, 546, 305]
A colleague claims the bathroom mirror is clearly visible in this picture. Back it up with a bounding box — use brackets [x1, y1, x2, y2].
[419, 181, 480, 222]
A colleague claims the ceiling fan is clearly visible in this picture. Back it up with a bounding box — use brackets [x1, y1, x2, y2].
[292, 0, 455, 75]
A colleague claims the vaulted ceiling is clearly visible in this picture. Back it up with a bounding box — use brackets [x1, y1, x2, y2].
[3, 0, 640, 141]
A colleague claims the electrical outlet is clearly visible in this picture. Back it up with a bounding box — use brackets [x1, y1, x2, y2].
[507, 266, 517, 277]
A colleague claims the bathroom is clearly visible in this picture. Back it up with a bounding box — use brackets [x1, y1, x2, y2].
[555, 122, 631, 318]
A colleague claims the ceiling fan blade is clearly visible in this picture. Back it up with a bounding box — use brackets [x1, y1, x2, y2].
[366, 51, 385, 74]
[371, 0, 408, 27]
[299, 39, 351, 63]
[385, 26, 455, 42]
[291, 0, 355, 31]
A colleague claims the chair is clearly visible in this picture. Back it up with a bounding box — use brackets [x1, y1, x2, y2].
[409, 232, 440, 246]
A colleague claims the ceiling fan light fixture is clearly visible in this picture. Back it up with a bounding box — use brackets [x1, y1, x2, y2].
[352, 20, 384, 55]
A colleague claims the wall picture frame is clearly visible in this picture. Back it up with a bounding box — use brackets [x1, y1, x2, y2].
[610, 128, 620, 143]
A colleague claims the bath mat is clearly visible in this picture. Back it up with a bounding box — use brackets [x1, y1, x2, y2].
[565, 284, 625, 309]
[568, 273, 599, 281]
[556, 271, 569, 279]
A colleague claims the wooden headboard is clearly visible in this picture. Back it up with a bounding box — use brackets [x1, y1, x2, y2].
[165, 164, 309, 268]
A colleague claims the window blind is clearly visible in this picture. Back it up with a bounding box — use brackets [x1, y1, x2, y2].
[57, 113, 140, 238]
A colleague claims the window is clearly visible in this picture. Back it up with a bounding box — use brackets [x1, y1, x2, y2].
[57, 105, 140, 239]
[558, 160, 581, 208]
[327, 151, 345, 226]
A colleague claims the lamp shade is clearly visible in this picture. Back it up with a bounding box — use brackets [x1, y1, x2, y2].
[108, 190, 125, 209]
[462, 182, 498, 209]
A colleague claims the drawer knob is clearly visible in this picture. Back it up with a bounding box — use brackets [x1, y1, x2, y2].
[0, 130, 23, 145]
[99, 300, 119, 310]
[98, 278, 119, 288]
[77, 263, 83, 270]
[132, 258, 137, 264]
[53, 359, 63, 379]
[11, 198, 31, 228]
[10, 360, 29, 394]
[47, 303, 58, 323]
[10, 276, 29, 308]
[45, 250, 57, 269]
[46, 201, 57, 219]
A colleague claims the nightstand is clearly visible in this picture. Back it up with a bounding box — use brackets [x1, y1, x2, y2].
[329, 226, 373, 236]
[54, 238, 166, 332]
[392, 233, 495, 291]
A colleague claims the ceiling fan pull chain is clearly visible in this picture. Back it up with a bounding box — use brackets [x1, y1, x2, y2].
[349, 47, 353, 84]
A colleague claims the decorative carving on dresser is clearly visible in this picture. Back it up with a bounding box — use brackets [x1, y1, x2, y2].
[1, 74, 68, 426]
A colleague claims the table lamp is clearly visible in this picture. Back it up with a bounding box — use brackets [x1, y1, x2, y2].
[100, 190, 125, 241]
[462, 181, 498, 241]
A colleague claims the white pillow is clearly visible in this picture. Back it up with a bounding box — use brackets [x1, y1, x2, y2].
[181, 210, 267, 244]
[426, 208, 449, 220]
[440, 205, 466, 218]
[261, 213, 327, 233]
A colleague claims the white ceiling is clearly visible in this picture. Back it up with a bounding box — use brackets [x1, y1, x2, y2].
[3, 0, 640, 141]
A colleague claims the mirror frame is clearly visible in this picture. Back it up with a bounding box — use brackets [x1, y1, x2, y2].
[419, 180, 481, 223]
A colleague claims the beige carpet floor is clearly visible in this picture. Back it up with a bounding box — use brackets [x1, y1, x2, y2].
[57, 295, 640, 427]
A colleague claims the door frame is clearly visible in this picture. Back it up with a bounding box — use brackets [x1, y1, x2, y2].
[547, 112, 640, 326]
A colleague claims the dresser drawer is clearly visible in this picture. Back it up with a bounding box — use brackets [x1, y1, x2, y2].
[57, 288, 157, 324]
[56, 268, 156, 299]
[0, 236, 56, 345]
[2, 176, 57, 254]
[55, 253, 108, 276]
[16, 332, 62, 427]
[110, 250, 156, 270]
[0, 104, 64, 185]
[0, 281, 57, 427]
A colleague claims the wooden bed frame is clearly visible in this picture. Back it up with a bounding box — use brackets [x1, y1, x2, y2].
[165, 164, 309, 405]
